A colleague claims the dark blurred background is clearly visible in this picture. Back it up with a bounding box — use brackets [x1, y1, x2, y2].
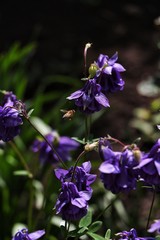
[0, 0, 160, 141]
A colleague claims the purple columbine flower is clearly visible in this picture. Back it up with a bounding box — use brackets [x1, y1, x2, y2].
[55, 182, 89, 221]
[67, 78, 110, 114]
[55, 161, 96, 193]
[135, 139, 160, 187]
[116, 228, 155, 240]
[12, 228, 45, 240]
[54, 161, 96, 221]
[99, 142, 139, 194]
[2, 91, 17, 106]
[95, 52, 126, 93]
[32, 131, 79, 165]
[0, 92, 23, 142]
[148, 219, 160, 234]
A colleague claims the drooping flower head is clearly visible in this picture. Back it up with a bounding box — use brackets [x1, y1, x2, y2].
[55, 161, 96, 193]
[95, 52, 126, 93]
[55, 182, 88, 221]
[54, 161, 96, 221]
[99, 139, 140, 194]
[135, 139, 160, 187]
[67, 50, 125, 114]
[116, 228, 154, 240]
[0, 91, 24, 142]
[32, 130, 79, 165]
[12, 228, 45, 240]
[67, 78, 110, 114]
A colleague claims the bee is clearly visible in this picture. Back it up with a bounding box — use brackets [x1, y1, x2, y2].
[60, 109, 75, 120]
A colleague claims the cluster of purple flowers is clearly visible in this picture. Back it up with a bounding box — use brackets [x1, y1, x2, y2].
[98, 138, 140, 194]
[98, 138, 160, 194]
[0, 91, 24, 142]
[54, 161, 96, 221]
[12, 228, 45, 240]
[67, 52, 125, 114]
[32, 130, 80, 165]
[135, 138, 160, 188]
[116, 228, 155, 240]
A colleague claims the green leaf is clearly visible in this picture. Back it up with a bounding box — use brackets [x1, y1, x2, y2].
[78, 227, 88, 234]
[13, 170, 32, 178]
[105, 229, 111, 240]
[79, 210, 92, 228]
[68, 227, 88, 238]
[67, 229, 77, 238]
[87, 232, 105, 240]
[156, 235, 160, 240]
[72, 137, 86, 144]
[27, 109, 34, 118]
[88, 221, 102, 233]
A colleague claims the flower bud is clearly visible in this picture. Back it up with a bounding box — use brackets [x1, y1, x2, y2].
[133, 149, 142, 163]
[84, 141, 98, 152]
[88, 63, 98, 78]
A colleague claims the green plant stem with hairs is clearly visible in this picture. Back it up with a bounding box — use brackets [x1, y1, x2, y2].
[146, 186, 156, 230]
[9, 140, 33, 178]
[25, 116, 68, 169]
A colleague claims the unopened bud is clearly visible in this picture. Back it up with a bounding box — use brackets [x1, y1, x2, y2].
[84, 141, 98, 152]
[133, 149, 142, 162]
[88, 64, 98, 78]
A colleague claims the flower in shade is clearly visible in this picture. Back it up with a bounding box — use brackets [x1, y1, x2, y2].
[148, 219, 160, 234]
[116, 228, 154, 240]
[2, 91, 17, 106]
[95, 52, 126, 93]
[55, 182, 89, 221]
[12, 228, 45, 240]
[99, 140, 139, 194]
[32, 131, 79, 165]
[0, 91, 23, 142]
[67, 78, 110, 114]
[135, 139, 160, 187]
[55, 161, 96, 193]
[54, 161, 96, 221]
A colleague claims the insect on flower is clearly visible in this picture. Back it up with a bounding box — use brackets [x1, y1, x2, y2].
[60, 109, 75, 120]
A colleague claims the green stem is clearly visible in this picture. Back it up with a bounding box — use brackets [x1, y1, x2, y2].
[71, 150, 86, 182]
[94, 194, 119, 222]
[85, 115, 91, 143]
[26, 117, 67, 169]
[9, 141, 33, 178]
[9, 141, 34, 229]
[146, 186, 156, 230]
[28, 178, 34, 231]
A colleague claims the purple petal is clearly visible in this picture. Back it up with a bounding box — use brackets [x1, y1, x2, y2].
[71, 197, 87, 208]
[82, 161, 91, 172]
[55, 168, 68, 180]
[99, 162, 119, 174]
[28, 230, 45, 240]
[148, 220, 160, 233]
[135, 158, 153, 168]
[67, 90, 83, 100]
[59, 136, 80, 149]
[113, 63, 126, 72]
[155, 161, 160, 176]
[79, 190, 92, 201]
[108, 52, 118, 65]
[95, 93, 110, 107]
[103, 66, 112, 75]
